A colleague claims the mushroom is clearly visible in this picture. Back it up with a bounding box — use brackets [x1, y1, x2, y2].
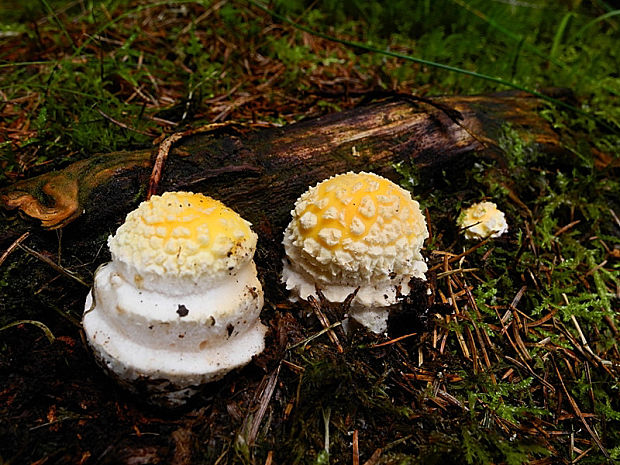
[457, 201, 508, 240]
[282, 172, 429, 334]
[83, 191, 266, 406]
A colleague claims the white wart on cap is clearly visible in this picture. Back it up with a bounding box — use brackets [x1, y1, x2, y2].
[282, 172, 428, 333]
[83, 191, 266, 406]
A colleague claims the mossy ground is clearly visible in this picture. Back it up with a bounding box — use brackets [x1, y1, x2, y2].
[1, 1, 619, 464]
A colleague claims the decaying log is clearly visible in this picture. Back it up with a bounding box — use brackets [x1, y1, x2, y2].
[1, 91, 569, 249]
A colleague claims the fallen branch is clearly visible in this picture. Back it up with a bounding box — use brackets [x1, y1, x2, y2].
[2, 91, 571, 248]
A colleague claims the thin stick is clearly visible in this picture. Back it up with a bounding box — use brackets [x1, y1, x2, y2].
[0, 319, 55, 343]
[0, 232, 30, 267]
[147, 131, 186, 200]
[352, 430, 359, 465]
[563, 294, 615, 368]
[308, 295, 343, 353]
[18, 244, 90, 287]
[97, 108, 153, 136]
[445, 271, 471, 359]
[147, 122, 241, 199]
[362, 449, 382, 465]
[287, 321, 342, 351]
[429, 238, 491, 273]
[248, 364, 281, 445]
[370, 332, 418, 348]
[554, 220, 581, 237]
[436, 268, 479, 279]
[553, 358, 610, 459]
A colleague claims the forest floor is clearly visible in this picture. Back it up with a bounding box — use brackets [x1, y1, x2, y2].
[1, 1, 619, 464]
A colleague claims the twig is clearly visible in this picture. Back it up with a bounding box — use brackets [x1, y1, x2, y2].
[428, 238, 491, 272]
[524, 222, 538, 258]
[464, 283, 497, 352]
[424, 207, 433, 244]
[445, 272, 471, 359]
[362, 449, 382, 465]
[511, 309, 532, 361]
[574, 446, 594, 463]
[553, 358, 610, 459]
[525, 308, 558, 329]
[147, 122, 243, 199]
[436, 268, 479, 279]
[0, 319, 55, 343]
[561, 294, 616, 370]
[248, 363, 281, 445]
[470, 316, 496, 381]
[287, 321, 343, 351]
[404, 368, 463, 383]
[281, 359, 304, 373]
[554, 220, 581, 237]
[582, 260, 608, 279]
[96, 108, 153, 136]
[570, 314, 614, 368]
[369, 332, 417, 348]
[0, 231, 30, 267]
[435, 390, 468, 410]
[504, 355, 556, 392]
[307, 295, 344, 353]
[17, 244, 90, 287]
[352, 430, 359, 465]
[147, 131, 186, 199]
[610, 208, 620, 229]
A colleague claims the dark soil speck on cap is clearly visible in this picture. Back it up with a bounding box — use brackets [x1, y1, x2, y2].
[177, 304, 189, 317]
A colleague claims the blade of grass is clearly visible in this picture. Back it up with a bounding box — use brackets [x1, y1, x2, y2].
[574, 10, 620, 38]
[18, 244, 90, 288]
[0, 83, 107, 100]
[245, 0, 619, 135]
[0, 320, 55, 343]
[38, 0, 77, 51]
[0, 61, 55, 69]
[550, 12, 575, 60]
[450, 0, 567, 69]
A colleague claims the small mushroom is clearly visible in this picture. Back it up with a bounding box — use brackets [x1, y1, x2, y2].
[457, 201, 508, 240]
[83, 192, 266, 406]
[282, 172, 429, 334]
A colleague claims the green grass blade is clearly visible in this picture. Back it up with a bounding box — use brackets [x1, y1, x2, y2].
[574, 10, 620, 38]
[0, 83, 107, 100]
[0, 61, 54, 68]
[450, 0, 567, 69]
[0, 320, 56, 343]
[38, 0, 77, 51]
[550, 12, 575, 60]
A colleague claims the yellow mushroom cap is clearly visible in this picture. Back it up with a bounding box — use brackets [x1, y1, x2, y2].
[108, 191, 257, 292]
[457, 201, 508, 240]
[282, 172, 428, 306]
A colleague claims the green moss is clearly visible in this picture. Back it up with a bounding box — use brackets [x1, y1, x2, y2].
[1, 1, 619, 463]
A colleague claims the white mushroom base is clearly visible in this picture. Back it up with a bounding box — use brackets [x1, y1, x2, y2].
[345, 306, 390, 334]
[282, 259, 427, 334]
[83, 261, 266, 407]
